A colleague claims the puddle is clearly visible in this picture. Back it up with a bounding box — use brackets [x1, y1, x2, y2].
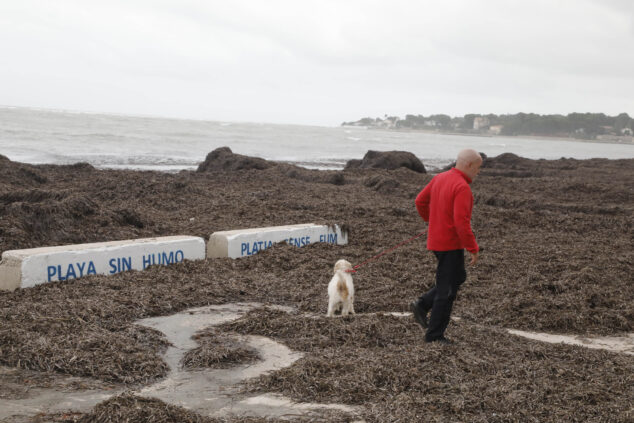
[0, 303, 359, 421]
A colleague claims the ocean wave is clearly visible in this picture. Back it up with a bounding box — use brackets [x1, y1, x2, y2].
[47, 154, 200, 168]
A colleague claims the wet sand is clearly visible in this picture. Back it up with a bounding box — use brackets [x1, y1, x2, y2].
[0, 151, 632, 422]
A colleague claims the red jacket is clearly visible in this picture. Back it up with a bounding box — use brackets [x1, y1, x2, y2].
[415, 168, 479, 253]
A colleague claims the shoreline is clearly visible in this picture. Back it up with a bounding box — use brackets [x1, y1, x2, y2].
[4, 152, 633, 175]
[352, 126, 634, 146]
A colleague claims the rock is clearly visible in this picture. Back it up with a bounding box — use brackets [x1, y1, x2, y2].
[483, 152, 531, 168]
[345, 150, 426, 173]
[197, 147, 273, 172]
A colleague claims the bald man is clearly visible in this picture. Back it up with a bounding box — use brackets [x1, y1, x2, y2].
[411, 149, 482, 344]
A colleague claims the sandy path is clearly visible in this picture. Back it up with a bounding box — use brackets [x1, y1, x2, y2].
[0, 303, 359, 421]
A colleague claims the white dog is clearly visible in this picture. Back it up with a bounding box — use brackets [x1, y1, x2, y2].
[327, 259, 355, 317]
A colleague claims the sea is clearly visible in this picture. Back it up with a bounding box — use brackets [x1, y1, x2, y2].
[1, 107, 633, 172]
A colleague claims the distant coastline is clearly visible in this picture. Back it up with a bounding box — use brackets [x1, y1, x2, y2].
[342, 126, 634, 146]
[342, 112, 634, 145]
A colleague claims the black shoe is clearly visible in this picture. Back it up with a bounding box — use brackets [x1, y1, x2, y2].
[410, 301, 428, 329]
[425, 336, 453, 345]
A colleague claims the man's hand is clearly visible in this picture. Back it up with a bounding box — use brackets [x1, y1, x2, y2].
[469, 251, 479, 266]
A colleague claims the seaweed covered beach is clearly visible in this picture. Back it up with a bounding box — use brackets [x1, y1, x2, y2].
[0, 149, 632, 422]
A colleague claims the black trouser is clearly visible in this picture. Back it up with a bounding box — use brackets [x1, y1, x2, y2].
[416, 249, 467, 341]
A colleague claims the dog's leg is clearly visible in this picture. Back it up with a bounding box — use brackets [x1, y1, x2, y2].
[341, 301, 350, 316]
[349, 299, 355, 315]
[327, 300, 335, 317]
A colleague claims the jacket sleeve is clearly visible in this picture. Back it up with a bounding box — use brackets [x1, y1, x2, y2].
[415, 179, 433, 222]
[453, 186, 479, 253]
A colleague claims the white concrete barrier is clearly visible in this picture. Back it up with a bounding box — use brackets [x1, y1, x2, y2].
[208, 223, 348, 259]
[0, 236, 206, 291]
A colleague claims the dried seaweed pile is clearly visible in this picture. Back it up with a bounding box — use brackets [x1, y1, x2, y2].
[73, 394, 226, 423]
[0, 365, 116, 401]
[47, 393, 352, 423]
[221, 308, 633, 422]
[0, 151, 633, 420]
[0, 303, 169, 384]
[0, 259, 243, 384]
[181, 331, 259, 369]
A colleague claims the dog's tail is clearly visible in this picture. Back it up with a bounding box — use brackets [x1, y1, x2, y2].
[336, 273, 349, 301]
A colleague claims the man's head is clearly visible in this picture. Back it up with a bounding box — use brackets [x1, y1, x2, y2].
[455, 149, 483, 181]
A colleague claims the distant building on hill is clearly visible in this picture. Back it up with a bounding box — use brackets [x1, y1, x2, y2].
[489, 125, 503, 135]
[473, 117, 490, 130]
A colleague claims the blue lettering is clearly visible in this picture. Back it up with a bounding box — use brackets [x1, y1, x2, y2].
[143, 254, 151, 269]
[77, 262, 86, 277]
[66, 263, 77, 280]
[57, 265, 66, 281]
[87, 261, 96, 275]
[305, 236, 311, 245]
[122, 256, 132, 271]
[47, 266, 57, 282]
[252, 242, 259, 254]
[175, 250, 184, 262]
[109, 258, 117, 274]
[320, 234, 325, 242]
[329, 234, 338, 244]
[267, 240, 273, 248]
[258, 241, 263, 250]
[161, 251, 174, 265]
[241, 243, 248, 256]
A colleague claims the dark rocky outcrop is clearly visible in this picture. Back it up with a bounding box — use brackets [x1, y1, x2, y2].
[197, 147, 273, 172]
[344, 150, 426, 173]
[482, 152, 529, 168]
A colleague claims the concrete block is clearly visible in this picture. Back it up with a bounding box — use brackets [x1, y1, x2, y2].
[208, 223, 348, 259]
[0, 236, 206, 291]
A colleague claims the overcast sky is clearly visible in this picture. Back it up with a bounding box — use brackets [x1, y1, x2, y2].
[1, 0, 633, 126]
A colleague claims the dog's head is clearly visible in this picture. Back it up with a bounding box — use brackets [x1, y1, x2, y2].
[333, 259, 352, 273]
